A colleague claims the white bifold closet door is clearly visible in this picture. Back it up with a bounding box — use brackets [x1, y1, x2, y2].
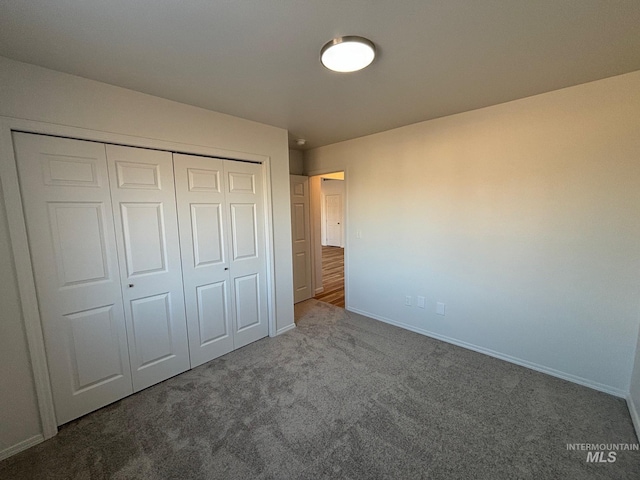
[14, 133, 191, 424]
[14, 133, 134, 424]
[105, 145, 190, 391]
[14, 133, 268, 424]
[174, 153, 268, 368]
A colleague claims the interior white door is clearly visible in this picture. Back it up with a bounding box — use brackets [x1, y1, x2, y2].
[325, 194, 343, 247]
[173, 154, 234, 368]
[13, 133, 133, 425]
[290, 175, 312, 303]
[106, 144, 190, 391]
[225, 161, 269, 348]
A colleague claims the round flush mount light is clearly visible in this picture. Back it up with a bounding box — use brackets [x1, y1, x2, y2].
[320, 36, 376, 73]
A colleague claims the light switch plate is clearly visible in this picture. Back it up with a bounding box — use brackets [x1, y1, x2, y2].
[436, 302, 446, 315]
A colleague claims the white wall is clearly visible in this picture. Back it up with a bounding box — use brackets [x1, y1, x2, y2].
[629, 329, 640, 436]
[0, 56, 294, 456]
[289, 149, 304, 175]
[306, 71, 640, 395]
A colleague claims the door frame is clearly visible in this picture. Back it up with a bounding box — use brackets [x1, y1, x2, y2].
[0, 116, 278, 442]
[306, 168, 348, 306]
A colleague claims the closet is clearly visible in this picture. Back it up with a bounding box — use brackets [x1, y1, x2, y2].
[13, 132, 268, 425]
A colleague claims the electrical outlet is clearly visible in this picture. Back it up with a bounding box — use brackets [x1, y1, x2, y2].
[405, 296, 412, 306]
[417, 296, 425, 308]
[436, 302, 446, 316]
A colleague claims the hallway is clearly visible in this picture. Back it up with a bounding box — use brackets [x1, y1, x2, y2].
[313, 246, 345, 307]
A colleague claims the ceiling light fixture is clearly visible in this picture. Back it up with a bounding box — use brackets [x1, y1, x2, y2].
[320, 36, 376, 73]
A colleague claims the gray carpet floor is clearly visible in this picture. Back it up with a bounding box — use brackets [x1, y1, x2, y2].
[1, 299, 638, 479]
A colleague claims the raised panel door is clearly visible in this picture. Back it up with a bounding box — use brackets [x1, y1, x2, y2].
[13, 133, 133, 425]
[173, 154, 233, 367]
[106, 145, 190, 391]
[290, 175, 312, 303]
[325, 194, 342, 247]
[225, 161, 268, 348]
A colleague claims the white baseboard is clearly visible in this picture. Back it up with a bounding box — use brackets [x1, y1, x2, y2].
[627, 395, 640, 441]
[314, 287, 324, 295]
[347, 307, 628, 398]
[275, 323, 296, 336]
[0, 434, 44, 461]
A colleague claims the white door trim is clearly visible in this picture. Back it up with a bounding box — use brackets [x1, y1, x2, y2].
[0, 116, 278, 442]
[306, 168, 349, 308]
[0, 123, 57, 439]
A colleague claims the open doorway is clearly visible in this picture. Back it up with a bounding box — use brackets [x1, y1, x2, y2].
[311, 172, 345, 307]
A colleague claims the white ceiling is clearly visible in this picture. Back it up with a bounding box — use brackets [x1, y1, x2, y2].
[1, 1, 640, 150]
